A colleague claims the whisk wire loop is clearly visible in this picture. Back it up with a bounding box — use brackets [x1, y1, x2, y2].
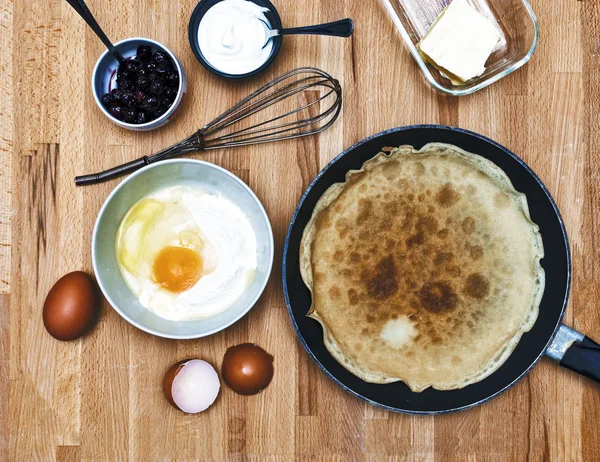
[75, 67, 342, 186]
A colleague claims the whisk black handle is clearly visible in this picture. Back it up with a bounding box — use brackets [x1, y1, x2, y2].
[75, 157, 149, 186]
[64, 0, 125, 63]
[281, 19, 354, 38]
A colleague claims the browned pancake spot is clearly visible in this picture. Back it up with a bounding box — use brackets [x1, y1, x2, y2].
[494, 192, 511, 208]
[436, 184, 460, 207]
[418, 281, 458, 313]
[356, 199, 373, 225]
[348, 288, 358, 305]
[434, 251, 454, 266]
[362, 256, 399, 299]
[464, 273, 490, 299]
[381, 161, 402, 180]
[406, 231, 425, 247]
[461, 217, 476, 234]
[335, 218, 350, 238]
[329, 287, 341, 299]
[417, 216, 438, 233]
[384, 201, 399, 215]
[412, 162, 426, 176]
[469, 245, 484, 260]
[333, 250, 344, 262]
[437, 228, 449, 239]
[349, 252, 360, 263]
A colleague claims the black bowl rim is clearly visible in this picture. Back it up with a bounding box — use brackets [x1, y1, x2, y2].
[188, 0, 283, 79]
[282, 124, 571, 414]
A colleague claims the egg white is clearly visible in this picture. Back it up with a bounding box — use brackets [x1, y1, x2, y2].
[116, 186, 257, 321]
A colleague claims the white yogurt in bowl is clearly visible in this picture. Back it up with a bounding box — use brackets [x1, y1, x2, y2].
[197, 0, 274, 75]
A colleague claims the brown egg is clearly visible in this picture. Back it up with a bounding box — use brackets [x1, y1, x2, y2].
[221, 343, 274, 395]
[43, 271, 101, 341]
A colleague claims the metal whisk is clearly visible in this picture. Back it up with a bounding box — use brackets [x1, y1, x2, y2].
[75, 67, 342, 185]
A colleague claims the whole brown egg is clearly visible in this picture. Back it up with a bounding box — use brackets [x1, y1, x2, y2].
[43, 271, 101, 341]
[221, 343, 274, 395]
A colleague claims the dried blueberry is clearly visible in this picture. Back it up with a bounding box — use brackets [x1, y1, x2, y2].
[111, 88, 124, 100]
[153, 51, 168, 62]
[165, 87, 178, 102]
[148, 72, 163, 82]
[136, 75, 151, 90]
[110, 105, 124, 119]
[136, 46, 152, 62]
[134, 110, 148, 124]
[117, 68, 131, 81]
[121, 91, 135, 107]
[143, 96, 160, 111]
[125, 59, 142, 73]
[121, 80, 136, 91]
[166, 71, 179, 84]
[134, 90, 145, 102]
[156, 60, 171, 73]
[145, 61, 157, 71]
[101, 93, 113, 106]
[150, 81, 165, 95]
[123, 107, 137, 123]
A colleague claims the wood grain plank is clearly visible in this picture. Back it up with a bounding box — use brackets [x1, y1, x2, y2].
[4, 0, 600, 459]
[579, 1, 600, 461]
[0, 0, 12, 296]
[0, 294, 9, 461]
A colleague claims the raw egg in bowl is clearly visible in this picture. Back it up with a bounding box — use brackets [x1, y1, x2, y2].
[92, 159, 274, 339]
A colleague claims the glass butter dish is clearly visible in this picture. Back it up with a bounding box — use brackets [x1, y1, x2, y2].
[380, 0, 539, 95]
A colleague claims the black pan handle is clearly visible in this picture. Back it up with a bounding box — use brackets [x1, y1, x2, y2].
[545, 324, 600, 383]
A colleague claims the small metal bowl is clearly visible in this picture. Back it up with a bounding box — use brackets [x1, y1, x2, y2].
[92, 37, 187, 131]
[92, 159, 274, 339]
[188, 0, 283, 79]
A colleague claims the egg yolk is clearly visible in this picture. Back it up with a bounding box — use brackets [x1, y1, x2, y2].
[152, 246, 203, 293]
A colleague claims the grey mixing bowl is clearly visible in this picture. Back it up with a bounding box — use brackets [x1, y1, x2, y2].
[92, 159, 274, 339]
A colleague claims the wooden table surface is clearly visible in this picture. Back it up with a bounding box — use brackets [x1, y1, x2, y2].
[2, 0, 600, 460]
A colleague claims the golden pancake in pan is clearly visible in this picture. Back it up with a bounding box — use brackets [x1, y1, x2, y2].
[300, 143, 544, 392]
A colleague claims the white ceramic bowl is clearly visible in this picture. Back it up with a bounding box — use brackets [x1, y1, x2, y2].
[92, 160, 274, 339]
[92, 37, 187, 131]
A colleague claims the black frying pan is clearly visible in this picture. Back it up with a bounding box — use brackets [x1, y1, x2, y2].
[282, 125, 600, 414]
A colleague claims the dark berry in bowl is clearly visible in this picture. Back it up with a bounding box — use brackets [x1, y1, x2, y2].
[143, 96, 160, 111]
[110, 105, 124, 120]
[166, 71, 179, 84]
[135, 110, 148, 124]
[111, 88, 124, 100]
[153, 51, 168, 62]
[136, 46, 153, 62]
[150, 81, 165, 95]
[123, 107, 137, 123]
[136, 75, 151, 90]
[121, 91, 136, 107]
[98, 43, 181, 126]
[157, 60, 172, 73]
[125, 59, 142, 72]
[149, 72, 163, 82]
[101, 93, 113, 106]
